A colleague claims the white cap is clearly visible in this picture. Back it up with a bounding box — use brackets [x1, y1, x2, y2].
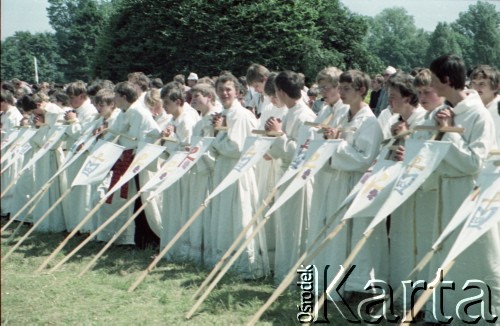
[384, 66, 397, 75]
[187, 72, 198, 80]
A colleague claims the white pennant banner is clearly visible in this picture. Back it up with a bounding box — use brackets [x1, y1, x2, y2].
[1, 142, 33, 174]
[144, 137, 215, 198]
[364, 140, 451, 233]
[433, 159, 500, 251]
[1, 128, 38, 164]
[71, 139, 125, 187]
[443, 175, 500, 266]
[103, 142, 166, 198]
[342, 160, 403, 220]
[140, 151, 188, 193]
[1, 129, 20, 150]
[206, 136, 276, 202]
[63, 119, 103, 166]
[339, 142, 398, 208]
[275, 137, 323, 189]
[61, 134, 99, 171]
[265, 140, 341, 217]
[19, 125, 69, 174]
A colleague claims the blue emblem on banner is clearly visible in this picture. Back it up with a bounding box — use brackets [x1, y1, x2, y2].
[81, 161, 100, 177]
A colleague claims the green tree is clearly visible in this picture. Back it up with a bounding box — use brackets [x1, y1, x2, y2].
[93, 0, 378, 82]
[311, 0, 383, 75]
[365, 8, 429, 72]
[451, 1, 500, 67]
[1, 32, 64, 83]
[47, 0, 109, 82]
[425, 22, 463, 66]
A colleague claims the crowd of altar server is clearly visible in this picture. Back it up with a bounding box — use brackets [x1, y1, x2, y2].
[1, 54, 499, 322]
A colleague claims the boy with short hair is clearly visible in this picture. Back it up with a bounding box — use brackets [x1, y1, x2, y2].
[246, 63, 271, 116]
[265, 70, 316, 283]
[1, 90, 23, 130]
[423, 54, 499, 322]
[1, 90, 25, 217]
[246, 63, 270, 94]
[19, 93, 66, 232]
[209, 73, 268, 278]
[158, 82, 200, 261]
[188, 83, 219, 264]
[253, 72, 289, 270]
[387, 72, 426, 144]
[113, 81, 161, 248]
[93, 89, 124, 141]
[62, 81, 99, 232]
[469, 65, 500, 146]
[320, 70, 385, 299]
[92, 89, 136, 245]
[314, 67, 348, 126]
[385, 71, 435, 309]
[305, 67, 350, 291]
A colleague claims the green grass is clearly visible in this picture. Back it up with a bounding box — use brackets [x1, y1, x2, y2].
[0, 220, 298, 325]
[1, 220, 424, 325]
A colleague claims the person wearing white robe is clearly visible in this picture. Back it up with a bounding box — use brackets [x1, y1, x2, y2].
[246, 63, 271, 117]
[469, 65, 500, 148]
[485, 94, 500, 148]
[1, 90, 23, 130]
[61, 81, 99, 232]
[378, 106, 399, 141]
[137, 88, 171, 240]
[385, 71, 434, 309]
[7, 96, 37, 222]
[108, 81, 161, 246]
[186, 83, 219, 264]
[209, 73, 268, 278]
[1, 90, 24, 216]
[91, 89, 135, 245]
[265, 70, 316, 283]
[305, 67, 350, 294]
[320, 70, 385, 297]
[25, 94, 67, 232]
[125, 79, 162, 247]
[158, 82, 200, 261]
[254, 73, 288, 271]
[423, 54, 499, 323]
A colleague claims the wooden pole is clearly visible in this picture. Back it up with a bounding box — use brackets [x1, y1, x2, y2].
[413, 126, 464, 133]
[1, 191, 42, 234]
[313, 228, 375, 315]
[186, 204, 278, 319]
[3, 177, 67, 240]
[0, 184, 49, 234]
[78, 200, 149, 277]
[1, 157, 71, 233]
[403, 260, 455, 323]
[35, 196, 112, 273]
[49, 193, 141, 272]
[251, 130, 284, 137]
[1, 188, 72, 263]
[1, 162, 13, 174]
[0, 176, 19, 199]
[374, 249, 436, 317]
[127, 201, 209, 292]
[246, 220, 347, 325]
[192, 188, 278, 300]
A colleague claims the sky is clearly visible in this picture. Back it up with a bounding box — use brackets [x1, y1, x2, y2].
[340, 0, 500, 31]
[1, 0, 500, 40]
[1, 0, 53, 40]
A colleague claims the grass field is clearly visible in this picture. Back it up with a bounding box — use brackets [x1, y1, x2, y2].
[1, 220, 422, 325]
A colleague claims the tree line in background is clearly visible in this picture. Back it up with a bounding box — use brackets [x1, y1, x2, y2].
[1, 0, 499, 84]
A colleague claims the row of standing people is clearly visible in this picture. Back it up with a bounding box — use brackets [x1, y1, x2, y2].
[1, 55, 499, 322]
